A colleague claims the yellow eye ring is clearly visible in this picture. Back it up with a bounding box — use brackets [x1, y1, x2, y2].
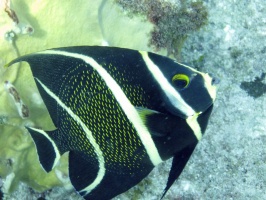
[172, 74, 190, 89]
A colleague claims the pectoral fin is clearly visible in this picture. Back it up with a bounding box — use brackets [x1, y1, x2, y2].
[136, 107, 172, 137]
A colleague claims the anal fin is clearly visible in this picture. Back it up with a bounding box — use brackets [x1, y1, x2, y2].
[68, 151, 99, 195]
[69, 150, 154, 200]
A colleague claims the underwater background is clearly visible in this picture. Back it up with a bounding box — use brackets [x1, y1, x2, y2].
[0, 0, 265, 199]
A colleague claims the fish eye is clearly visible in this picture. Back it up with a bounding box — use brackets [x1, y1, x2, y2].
[171, 74, 190, 90]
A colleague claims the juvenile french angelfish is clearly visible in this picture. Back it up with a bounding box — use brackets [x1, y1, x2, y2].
[5, 46, 217, 200]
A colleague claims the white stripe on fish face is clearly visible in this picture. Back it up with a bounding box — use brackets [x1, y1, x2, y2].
[139, 51, 196, 118]
[185, 113, 203, 141]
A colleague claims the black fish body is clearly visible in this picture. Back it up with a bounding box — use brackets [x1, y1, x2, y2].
[6, 46, 217, 199]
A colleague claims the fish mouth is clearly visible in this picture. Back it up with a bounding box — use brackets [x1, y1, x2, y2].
[213, 78, 220, 86]
[209, 73, 220, 86]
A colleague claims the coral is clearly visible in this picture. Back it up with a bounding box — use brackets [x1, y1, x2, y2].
[115, 0, 208, 59]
